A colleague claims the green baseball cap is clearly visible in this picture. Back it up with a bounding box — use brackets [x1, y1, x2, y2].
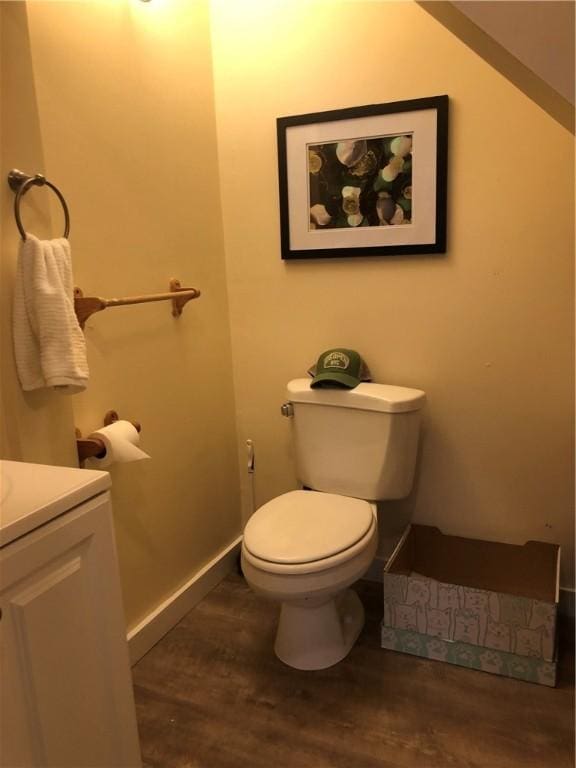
[308, 348, 371, 389]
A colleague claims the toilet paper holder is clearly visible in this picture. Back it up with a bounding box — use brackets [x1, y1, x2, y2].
[76, 410, 141, 464]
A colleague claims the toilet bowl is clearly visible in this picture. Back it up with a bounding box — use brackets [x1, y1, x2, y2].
[241, 490, 378, 670]
[240, 378, 425, 671]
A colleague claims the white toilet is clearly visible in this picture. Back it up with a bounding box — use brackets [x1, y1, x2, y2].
[241, 378, 425, 670]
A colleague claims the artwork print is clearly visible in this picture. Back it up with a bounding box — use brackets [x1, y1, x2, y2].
[308, 133, 413, 231]
[277, 96, 448, 259]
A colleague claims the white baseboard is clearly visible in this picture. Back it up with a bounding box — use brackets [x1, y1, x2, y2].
[127, 536, 242, 665]
[365, 556, 575, 620]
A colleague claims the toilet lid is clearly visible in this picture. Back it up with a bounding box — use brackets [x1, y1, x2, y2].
[243, 490, 374, 565]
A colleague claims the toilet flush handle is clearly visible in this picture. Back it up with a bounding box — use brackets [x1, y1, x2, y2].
[280, 402, 294, 417]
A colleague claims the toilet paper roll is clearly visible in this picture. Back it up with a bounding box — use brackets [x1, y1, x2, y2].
[84, 420, 150, 469]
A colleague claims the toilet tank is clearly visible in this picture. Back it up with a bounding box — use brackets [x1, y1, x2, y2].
[286, 379, 426, 501]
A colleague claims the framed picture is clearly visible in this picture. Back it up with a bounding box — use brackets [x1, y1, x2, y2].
[277, 95, 448, 260]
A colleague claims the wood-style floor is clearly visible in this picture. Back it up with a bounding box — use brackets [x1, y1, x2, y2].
[133, 572, 574, 768]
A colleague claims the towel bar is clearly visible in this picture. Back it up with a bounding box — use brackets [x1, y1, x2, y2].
[74, 278, 200, 328]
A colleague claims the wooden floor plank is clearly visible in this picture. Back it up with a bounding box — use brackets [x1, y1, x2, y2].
[133, 574, 574, 768]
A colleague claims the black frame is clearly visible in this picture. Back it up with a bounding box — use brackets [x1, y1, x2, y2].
[277, 96, 448, 260]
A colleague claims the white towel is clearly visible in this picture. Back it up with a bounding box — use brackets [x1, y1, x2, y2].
[12, 234, 89, 393]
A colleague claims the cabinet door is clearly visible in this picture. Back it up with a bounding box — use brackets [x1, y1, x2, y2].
[0, 492, 141, 768]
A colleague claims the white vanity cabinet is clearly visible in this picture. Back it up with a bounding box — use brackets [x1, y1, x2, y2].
[0, 461, 141, 768]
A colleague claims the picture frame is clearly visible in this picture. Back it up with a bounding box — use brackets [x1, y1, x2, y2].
[277, 96, 448, 260]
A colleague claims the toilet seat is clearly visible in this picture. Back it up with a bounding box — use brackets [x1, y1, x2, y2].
[242, 490, 376, 575]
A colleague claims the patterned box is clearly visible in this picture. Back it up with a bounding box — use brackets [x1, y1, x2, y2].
[381, 525, 560, 686]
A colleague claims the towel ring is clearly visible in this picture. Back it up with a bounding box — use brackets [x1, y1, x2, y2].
[8, 169, 70, 241]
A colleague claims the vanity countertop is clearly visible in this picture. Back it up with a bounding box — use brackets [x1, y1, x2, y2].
[0, 460, 110, 547]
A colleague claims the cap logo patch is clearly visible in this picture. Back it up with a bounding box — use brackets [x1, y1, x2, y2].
[323, 351, 349, 370]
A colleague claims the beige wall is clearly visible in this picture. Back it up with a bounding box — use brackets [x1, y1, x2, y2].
[1, 0, 573, 629]
[0, 3, 78, 467]
[1, 0, 241, 628]
[210, 1, 575, 587]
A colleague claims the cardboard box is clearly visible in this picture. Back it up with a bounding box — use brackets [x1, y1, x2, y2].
[381, 525, 560, 686]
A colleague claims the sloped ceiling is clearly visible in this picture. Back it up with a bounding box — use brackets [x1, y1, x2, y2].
[418, 1, 575, 133]
[454, 1, 574, 104]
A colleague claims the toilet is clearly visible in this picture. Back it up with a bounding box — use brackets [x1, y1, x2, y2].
[241, 378, 425, 670]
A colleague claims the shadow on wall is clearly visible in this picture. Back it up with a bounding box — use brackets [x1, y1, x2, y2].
[376, 419, 428, 561]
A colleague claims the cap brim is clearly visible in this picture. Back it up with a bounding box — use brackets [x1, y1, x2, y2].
[310, 372, 361, 389]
